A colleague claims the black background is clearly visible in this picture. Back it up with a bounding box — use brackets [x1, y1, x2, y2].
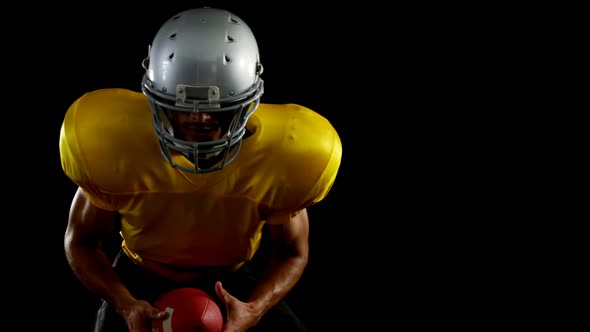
[5, 1, 492, 331]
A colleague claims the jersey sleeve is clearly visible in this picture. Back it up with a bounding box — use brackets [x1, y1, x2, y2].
[266, 107, 343, 224]
[301, 128, 342, 207]
[58, 94, 119, 211]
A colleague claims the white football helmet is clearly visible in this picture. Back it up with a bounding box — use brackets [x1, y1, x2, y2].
[141, 7, 264, 174]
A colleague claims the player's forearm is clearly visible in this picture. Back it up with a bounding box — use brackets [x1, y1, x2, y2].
[65, 243, 135, 313]
[248, 252, 308, 314]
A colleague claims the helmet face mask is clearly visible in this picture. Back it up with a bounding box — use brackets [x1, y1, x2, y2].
[141, 7, 264, 174]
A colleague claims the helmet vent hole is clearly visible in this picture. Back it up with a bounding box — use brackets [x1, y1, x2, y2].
[227, 35, 235, 42]
[229, 17, 238, 24]
[168, 53, 175, 61]
[172, 15, 181, 20]
[224, 55, 231, 64]
[169, 33, 177, 39]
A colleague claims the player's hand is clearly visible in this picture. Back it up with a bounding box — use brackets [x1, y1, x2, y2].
[215, 281, 263, 332]
[120, 299, 167, 332]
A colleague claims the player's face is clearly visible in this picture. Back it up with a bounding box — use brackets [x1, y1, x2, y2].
[171, 111, 224, 143]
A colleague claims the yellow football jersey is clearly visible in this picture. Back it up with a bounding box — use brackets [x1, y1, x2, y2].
[59, 88, 342, 281]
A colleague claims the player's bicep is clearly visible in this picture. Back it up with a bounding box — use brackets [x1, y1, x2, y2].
[266, 208, 309, 258]
[65, 186, 119, 247]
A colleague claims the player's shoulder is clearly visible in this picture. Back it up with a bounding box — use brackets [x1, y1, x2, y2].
[241, 103, 342, 208]
[82, 87, 141, 98]
[62, 88, 151, 142]
[65, 88, 148, 127]
[257, 103, 324, 118]
[256, 103, 337, 135]
[73, 88, 144, 108]
[250, 102, 341, 165]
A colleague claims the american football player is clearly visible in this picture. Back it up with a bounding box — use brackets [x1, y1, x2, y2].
[60, 7, 342, 332]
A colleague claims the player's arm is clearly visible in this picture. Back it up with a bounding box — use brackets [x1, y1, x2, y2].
[64, 187, 138, 314]
[248, 208, 310, 313]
